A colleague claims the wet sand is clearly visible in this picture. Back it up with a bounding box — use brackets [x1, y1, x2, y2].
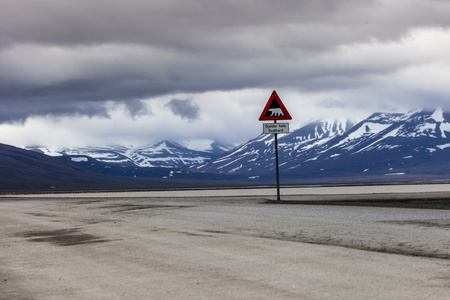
[268, 192, 450, 209]
[0, 187, 449, 299]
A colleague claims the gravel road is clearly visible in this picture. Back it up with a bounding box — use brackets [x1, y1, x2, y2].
[1, 187, 449, 299]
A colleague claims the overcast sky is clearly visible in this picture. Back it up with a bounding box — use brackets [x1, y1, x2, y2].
[1, 0, 449, 148]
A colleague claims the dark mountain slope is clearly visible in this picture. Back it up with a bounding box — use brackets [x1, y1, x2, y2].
[0, 143, 248, 191]
[0, 143, 168, 191]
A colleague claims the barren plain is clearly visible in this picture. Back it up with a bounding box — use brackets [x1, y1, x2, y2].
[1, 185, 449, 299]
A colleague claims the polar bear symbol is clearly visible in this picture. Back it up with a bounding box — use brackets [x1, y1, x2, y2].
[268, 108, 284, 116]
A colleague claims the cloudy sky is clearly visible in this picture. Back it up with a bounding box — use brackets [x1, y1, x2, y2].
[1, 0, 449, 148]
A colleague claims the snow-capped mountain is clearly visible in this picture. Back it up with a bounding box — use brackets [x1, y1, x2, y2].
[191, 119, 355, 175]
[29, 139, 232, 169]
[193, 109, 450, 181]
[25, 109, 450, 184]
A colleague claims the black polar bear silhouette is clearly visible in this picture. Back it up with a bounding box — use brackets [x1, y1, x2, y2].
[268, 108, 284, 116]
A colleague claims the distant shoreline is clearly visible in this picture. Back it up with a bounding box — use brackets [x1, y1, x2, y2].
[2, 184, 450, 209]
[265, 198, 450, 209]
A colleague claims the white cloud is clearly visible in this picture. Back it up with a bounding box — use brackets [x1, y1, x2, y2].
[1, 1, 450, 147]
[0, 89, 374, 148]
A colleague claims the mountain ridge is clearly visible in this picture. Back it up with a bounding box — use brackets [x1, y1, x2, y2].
[12, 108, 450, 188]
[0, 142, 246, 191]
[193, 109, 450, 182]
[28, 139, 233, 169]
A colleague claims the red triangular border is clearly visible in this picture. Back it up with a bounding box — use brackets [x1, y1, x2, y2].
[259, 90, 292, 121]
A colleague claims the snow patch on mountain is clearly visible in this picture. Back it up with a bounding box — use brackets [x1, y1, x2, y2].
[70, 157, 88, 162]
[437, 143, 450, 150]
[439, 122, 450, 138]
[178, 139, 215, 151]
[335, 122, 391, 150]
[431, 108, 444, 122]
[32, 147, 64, 157]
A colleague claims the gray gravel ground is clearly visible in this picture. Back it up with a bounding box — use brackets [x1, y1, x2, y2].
[0, 187, 449, 299]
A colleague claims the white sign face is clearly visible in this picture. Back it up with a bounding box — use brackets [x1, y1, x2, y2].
[263, 123, 289, 134]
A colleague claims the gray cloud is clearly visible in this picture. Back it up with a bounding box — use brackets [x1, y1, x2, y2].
[123, 99, 151, 118]
[0, 98, 109, 124]
[165, 98, 200, 121]
[0, 0, 449, 135]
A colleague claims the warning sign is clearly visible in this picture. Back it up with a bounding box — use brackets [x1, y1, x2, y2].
[259, 90, 292, 121]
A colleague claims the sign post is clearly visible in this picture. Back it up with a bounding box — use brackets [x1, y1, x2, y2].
[259, 90, 292, 201]
[274, 120, 281, 200]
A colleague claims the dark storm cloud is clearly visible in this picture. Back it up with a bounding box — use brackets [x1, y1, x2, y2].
[165, 98, 200, 121]
[123, 99, 151, 118]
[1, 0, 450, 123]
[0, 98, 109, 124]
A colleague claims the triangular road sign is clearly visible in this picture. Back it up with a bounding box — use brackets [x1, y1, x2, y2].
[259, 90, 292, 121]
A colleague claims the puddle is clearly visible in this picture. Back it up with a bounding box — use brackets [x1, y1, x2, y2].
[381, 219, 450, 229]
[100, 204, 191, 212]
[17, 228, 110, 246]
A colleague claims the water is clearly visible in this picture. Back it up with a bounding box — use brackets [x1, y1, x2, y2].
[3, 183, 450, 198]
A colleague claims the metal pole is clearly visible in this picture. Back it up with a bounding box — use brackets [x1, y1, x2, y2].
[274, 120, 281, 201]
